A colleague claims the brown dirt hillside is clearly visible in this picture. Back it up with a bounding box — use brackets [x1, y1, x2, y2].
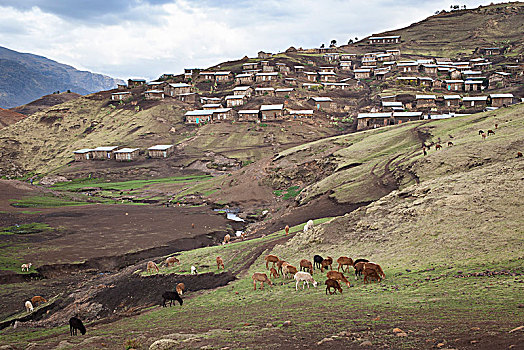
[351, 2, 524, 57]
[0, 108, 25, 129]
[9, 91, 81, 116]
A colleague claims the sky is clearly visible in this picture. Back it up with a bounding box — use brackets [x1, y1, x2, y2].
[0, 0, 496, 81]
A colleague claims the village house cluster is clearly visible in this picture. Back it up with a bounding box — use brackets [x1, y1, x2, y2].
[73, 145, 174, 162]
[109, 36, 521, 131]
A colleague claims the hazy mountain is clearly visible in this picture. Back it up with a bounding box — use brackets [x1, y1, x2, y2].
[0, 46, 124, 108]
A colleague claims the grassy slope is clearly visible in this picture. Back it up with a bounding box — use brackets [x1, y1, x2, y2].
[356, 2, 524, 57]
[3, 105, 523, 349]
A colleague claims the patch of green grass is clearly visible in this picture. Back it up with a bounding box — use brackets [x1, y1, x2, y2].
[10, 195, 92, 208]
[0, 223, 52, 235]
[51, 175, 213, 192]
[273, 186, 302, 200]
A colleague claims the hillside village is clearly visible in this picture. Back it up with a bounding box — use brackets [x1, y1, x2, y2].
[75, 31, 523, 161]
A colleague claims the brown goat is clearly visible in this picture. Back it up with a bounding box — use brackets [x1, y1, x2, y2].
[364, 262, 385, 279]
[326, 270, 351, 288]
[277, 260, 286, 275]
[363, 269, 382, 283]
[517, 152, 523, 158]
[447, 141, 453, 147]
[325, 279, 343, 295]
[176, 282, 185, 295]
[299, 259, 313, 274]
[252, 272, 272, 290]
[165, 257, 180, 267]
[481, 132, 487, 140]
[435, 143, 442, 150]
[265, 255, 279, 269]
[283, 264, 298, 279]
[336, 256, 354, 272]
[269, 267, 279, 279]
[495, 123, 498, 129]
[146, 261, 159, 274]
[31, 296, 47, 306]
[487, 129, 495, 136]
[223, 234, 231, 245]
[321, 256, 333, 272]
[285, 225, 290, 235]
[216, 256, 224, 270]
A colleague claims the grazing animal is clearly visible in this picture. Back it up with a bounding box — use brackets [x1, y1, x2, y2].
[283, 264, 298, 279]
[69, 317, 86, 336]
[353, 259, 370, 280]
[364, 262, 385, 279]
[435, 143, 442, 150]
[294, 271, 318, 290]
[336, 256, 354, 273]
[162, 291, 183, 307]
[285, 225, 290, 235]
[325, 279, 343, 295]
[241, 232, 246, 241]
[252, 272, 272, 290]
[363, 268, 382, 283]
[216, 256, 224, 270]
[495, 123, 498, 129]
[313, 255, 324, 270]
[269, 267, 279, 279]
[175, 283, 185, 295]
[190, 266, 198, 275]
[276, 260, 286, 275]
[517, 152, 523, 158]
[223, 234, 231, 245]
[447, 141, 453, 147]
[487, 129, 495, 136]
[326, 270, 351, 288]
[321, 256, 333, 272]
[25, 301, 33, 313]
[21, 263, 32, 272]
[146, 261, 159, 274]
[31, 296, 47, 306]
[423, 149, 427, 156]
[303, 219, 314, 233]
[481, 132, 487, 140]
[165, 257, 180, 267]
[478, 130, 485, 135]
[299, 259, 313, 274]
[265, 255, 279, 269]
[191, 223, 195, 228]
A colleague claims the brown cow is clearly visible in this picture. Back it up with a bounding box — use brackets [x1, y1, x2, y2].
[252, 273, 272, 290]
[299, 259, 313, 274]
[336, 256, 354, 272]
[435, 143, 442, 150]
[165, 257, 180, 267]
[447, 141, 453, 147]
[31, 296, 47, 306]
[176, 282, 185, 295]
[216, 256, 224, 270]
[487, 129, 495, 136]
[517, 152, 523, 158]
[325, 279, 343, 295]
[265, 255, 279, 269]
[146, 261, 159, 274]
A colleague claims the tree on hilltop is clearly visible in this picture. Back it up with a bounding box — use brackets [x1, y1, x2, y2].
[330, 39, 337, 47]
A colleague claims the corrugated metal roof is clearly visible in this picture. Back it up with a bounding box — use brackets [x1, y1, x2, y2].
[357, 113, 391, 119]
[238, 110, 259, 114]
[260, 104, 283, 111]
[489, 94, 514, 98]
[393, 112, 423, 117]
[114, 148, 139, 153]
[148, 145, 174, 150]
[92, 146, 119, 151]
[416, 95, 436, 99]
[443, 95, 461, 99]
[185, 110, 213, 116]
[73, 149, 92, 154]
[463, 96, 488, 101]
[310, 97, 333, 102]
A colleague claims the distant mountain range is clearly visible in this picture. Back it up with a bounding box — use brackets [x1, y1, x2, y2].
[0, 46, 124, 108]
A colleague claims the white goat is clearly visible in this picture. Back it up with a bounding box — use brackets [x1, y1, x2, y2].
[25, 301, 34, 313]
[191, 266, 198, 275]
[21, 263, 32, 272]
[303, 220, 314, 233]
[294, 271, 318, 290]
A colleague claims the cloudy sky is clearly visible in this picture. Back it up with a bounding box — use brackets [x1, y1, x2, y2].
[0, 0, 494, 80]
